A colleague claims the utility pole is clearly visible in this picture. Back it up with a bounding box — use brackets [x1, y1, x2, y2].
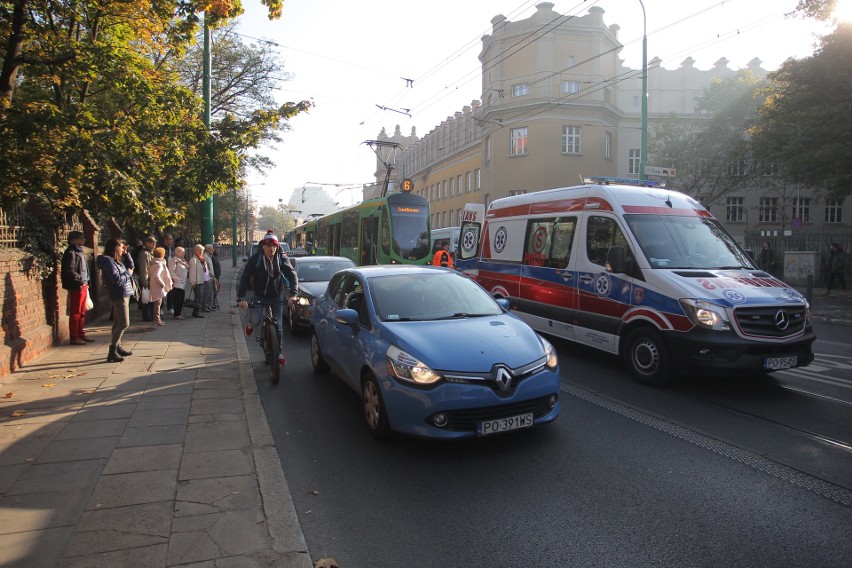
[200, 12, 214, 244]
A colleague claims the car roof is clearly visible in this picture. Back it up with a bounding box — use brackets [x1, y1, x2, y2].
[291, 255, 354, 264]
[344, 265, 454, 279]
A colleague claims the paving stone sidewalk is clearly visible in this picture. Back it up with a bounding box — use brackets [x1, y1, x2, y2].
[0, 262, 312, 567]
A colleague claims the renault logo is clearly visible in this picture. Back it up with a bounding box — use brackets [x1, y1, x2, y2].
[774, 310, 790, 330]
[493, 367, 513, 392]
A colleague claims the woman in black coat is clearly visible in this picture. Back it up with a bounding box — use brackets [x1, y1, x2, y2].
[97, 238, 135, 362]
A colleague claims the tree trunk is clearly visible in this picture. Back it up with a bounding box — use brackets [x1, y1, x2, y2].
[0, 0, 28, 121]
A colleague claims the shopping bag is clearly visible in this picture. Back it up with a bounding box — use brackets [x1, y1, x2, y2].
[140, 287, 150, 304]
[85, 293, 94, 311]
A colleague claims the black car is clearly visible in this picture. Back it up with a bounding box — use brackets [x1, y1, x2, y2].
[285, 255, 356, 333]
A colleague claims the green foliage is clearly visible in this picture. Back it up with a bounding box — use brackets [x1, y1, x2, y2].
[17, 213, 59, 280]
[649, 70, 767, 205]
[750, 24, 852, 199]
[0, 0, 307, 232]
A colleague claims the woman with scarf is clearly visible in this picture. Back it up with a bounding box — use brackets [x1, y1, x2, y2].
[96, 238, 135, 362]
[188, 244, 210, 318]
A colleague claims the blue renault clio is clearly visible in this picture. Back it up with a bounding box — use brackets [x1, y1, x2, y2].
[310, 265, 561, 439]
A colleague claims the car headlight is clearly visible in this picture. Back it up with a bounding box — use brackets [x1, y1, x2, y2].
[539, 335, 558, 369]
[297, 296, 311, 306]
[679, 299, 730, 331]
[385, 345, 441, 385]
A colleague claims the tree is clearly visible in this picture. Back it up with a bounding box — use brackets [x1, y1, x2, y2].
[750, 24, 852, 199]
[0, 0, 296, 229]
[649, 70, 768, 205]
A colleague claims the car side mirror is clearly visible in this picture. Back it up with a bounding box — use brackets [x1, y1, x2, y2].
[495, 297, 511, 312]
[335, 308, 359, 327]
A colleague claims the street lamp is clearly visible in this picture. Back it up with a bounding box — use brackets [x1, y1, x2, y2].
[638, 0, 649, 184]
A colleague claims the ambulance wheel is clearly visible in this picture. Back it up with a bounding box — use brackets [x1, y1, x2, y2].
[623, 327, 674, 386]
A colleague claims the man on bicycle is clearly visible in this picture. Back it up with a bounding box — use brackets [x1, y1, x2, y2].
[237, 231, 298, 367]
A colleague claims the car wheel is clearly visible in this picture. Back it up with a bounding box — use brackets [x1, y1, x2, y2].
[622, 327, 674, 386]
[362, 372, 391, 439]
[310, 328, 330, 374]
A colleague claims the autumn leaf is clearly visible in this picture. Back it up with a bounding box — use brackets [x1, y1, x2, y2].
[4, 392, 13, 399]
[11, 410, 25, 417]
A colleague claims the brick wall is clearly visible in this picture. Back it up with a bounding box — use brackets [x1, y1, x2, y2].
[0, 250, 59, 375]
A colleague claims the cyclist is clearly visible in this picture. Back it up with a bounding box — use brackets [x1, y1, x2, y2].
[237, 231, 298, 367]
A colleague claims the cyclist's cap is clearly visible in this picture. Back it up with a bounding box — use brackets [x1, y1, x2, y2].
[262, 233, 279, 246]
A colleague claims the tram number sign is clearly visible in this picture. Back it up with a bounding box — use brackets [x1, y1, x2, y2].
[401, 178, 414, 192]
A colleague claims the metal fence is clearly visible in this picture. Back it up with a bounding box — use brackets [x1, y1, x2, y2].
[745, 229, 852, 285]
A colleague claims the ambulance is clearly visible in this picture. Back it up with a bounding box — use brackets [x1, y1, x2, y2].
[456, 180, 816, 385]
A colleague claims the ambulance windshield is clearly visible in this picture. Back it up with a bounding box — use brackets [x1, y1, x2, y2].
[625, 215, 756, 270]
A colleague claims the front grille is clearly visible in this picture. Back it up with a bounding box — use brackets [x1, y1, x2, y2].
[733, 305, 807, 338]
[429, 395, 556, 432]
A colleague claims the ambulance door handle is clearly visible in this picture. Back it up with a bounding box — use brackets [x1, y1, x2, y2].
[560, 272, 574, 281]
[580, 274, 593, 284]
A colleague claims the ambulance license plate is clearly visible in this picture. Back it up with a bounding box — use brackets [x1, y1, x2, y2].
[478, 413, 533, 436]
[764, 356, 797, 370]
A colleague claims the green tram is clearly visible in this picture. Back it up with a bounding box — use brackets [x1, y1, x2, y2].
[292, 191, 431, 265]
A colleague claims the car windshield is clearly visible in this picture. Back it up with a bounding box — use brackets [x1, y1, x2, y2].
[625, 214, 755, 270]
[371, 272, 503, 321]
[296, 260, 355, 282]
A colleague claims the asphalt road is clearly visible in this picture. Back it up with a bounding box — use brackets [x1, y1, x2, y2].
[248, 324, 852, 568]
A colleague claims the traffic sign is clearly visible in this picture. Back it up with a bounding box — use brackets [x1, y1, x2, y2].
[644, 166, 676, 177]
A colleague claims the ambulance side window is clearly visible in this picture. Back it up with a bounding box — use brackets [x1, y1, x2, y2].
[586, 216, 630, 267]
[523, 219, 554, 267]
[547, 217, 577, 268]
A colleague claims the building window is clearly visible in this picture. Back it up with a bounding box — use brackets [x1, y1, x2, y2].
[825, 198, 844, 223]
[485, 136, 491, 163]
[792, 197, 811, 222]
[475, 169, 481, 190]
[512, 83, 529, 97]
[449, 177, 454, 196]
[604, 132, 612, 160]
[562, 125, 581, 154]
[466, 171, 472, 192]
[561, 81, 580, 94]
[632, 95, 640, 108]
[726, 197, 745, 222]
[628, 149, 640, 175]
[510, 127, 528, 156]
[457, 175, 462, 195]
[759, 197, 778, 223]
[567, 56, 575, 68]
[729, 159, 747, 177]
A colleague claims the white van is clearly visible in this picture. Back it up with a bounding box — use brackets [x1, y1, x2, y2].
[456, 182, 816, 385]
[430, 226, 461, 256]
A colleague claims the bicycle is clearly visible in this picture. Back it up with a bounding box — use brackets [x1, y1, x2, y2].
[245, 299, 285, 384]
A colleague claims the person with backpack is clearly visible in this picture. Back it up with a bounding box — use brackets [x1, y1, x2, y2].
[236, 231, 298, 368]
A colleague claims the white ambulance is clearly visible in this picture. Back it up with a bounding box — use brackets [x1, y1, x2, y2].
[456, 181, 816, 385]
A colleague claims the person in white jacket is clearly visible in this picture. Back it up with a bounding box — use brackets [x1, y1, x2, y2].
[188, 244, 211, 318]
[168, 246, 189, 320]
[148, 247, 173, 326]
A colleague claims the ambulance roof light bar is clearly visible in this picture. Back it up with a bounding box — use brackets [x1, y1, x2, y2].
[587, 176, 662, 188]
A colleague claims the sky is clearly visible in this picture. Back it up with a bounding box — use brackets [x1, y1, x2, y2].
[234, 0, 839, 209]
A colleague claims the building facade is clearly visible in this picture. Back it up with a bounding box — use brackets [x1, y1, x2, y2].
[372, 2, 848, 253]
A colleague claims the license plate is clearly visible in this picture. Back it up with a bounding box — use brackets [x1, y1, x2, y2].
[478, 413, 534, 436]
[764, 356, 797, 370]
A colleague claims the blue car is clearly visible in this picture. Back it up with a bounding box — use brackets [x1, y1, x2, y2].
[309, 265, 561, 439]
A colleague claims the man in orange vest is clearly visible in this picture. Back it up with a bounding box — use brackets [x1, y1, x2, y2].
[431, 241, 454, 268]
